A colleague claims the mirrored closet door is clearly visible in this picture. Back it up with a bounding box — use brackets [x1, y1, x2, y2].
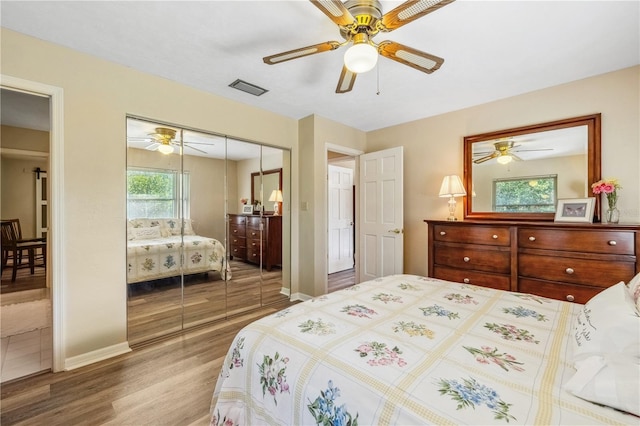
[126, 117, 290, 345]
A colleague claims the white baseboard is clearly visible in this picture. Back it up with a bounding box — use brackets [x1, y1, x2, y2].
[64, 342, 131, 370]
[290, 292, 312, 302]
[280, 287, 291, 297]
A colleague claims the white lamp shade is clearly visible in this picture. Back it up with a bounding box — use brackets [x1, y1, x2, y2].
[439, 175, 467, 197]
[158, 144, 174, 155]
[269, 189, 283, 202]
[344, 43, 378, 73]
[496, 154, 513, 164]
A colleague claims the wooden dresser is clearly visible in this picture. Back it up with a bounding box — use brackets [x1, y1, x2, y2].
[228, 214, 282, 271]
[425, 220, 640, 304]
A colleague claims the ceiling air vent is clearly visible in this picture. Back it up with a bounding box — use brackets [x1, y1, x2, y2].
[229, 79, 268, 96]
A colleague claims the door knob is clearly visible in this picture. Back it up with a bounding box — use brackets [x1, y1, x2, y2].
[388, 228, 403, 234]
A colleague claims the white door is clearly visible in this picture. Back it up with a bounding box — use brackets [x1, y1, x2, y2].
[328, 164, 354, 273]
[359, 146, 404, 281]
[35, 170, 48, 238]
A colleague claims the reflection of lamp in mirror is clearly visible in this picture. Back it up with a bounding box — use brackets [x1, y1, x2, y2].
[269, 189, 283, 216]
[439, 175, 467, 221]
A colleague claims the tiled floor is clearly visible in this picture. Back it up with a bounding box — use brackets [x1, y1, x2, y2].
[1, 327, 52, 382]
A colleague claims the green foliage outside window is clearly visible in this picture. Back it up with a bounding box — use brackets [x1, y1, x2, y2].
[127, 169, 188, 219]
[494, 175, 557, 212]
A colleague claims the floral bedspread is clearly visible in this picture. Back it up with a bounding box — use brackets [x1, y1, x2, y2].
[210, 274, 635, 425]
[127, 235, 227, 283]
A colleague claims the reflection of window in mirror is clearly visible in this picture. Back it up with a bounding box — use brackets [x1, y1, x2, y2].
[492, 175, 557, 212]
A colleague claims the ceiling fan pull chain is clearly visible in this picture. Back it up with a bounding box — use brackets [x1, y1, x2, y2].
[376, 62, 380, 95]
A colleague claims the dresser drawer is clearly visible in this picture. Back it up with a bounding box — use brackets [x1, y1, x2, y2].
[519, 278, 605, 304]
[519, 253, 635, 287]
[434, 224, 510, 246]
[230, 245, 246, 260]
[434, 266, 511, 291]
[247, 246, 262, 263]
[434, 244, 511, 274]
[229, 215, 247, 226]
[246, 227, 261, 240]
[229, 236, 245, 248]
[229, 224, 245, 238]
[247, 216, 264, 230]
[518, 228, 635, 255]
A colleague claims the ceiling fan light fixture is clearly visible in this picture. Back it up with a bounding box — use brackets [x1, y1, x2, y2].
[158, 143, 174, 155]
[496, 154, 513, 165]
[344, 33, 378, 73]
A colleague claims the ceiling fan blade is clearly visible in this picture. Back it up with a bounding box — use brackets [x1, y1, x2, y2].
[184, 143, 207, 154]
[380, 0, 455, 32]
[310, 0, 356, 27]
[511, 154, 524, 161]
[336, 66, 356, 93]
[473, 152, 499, 164]
[378, 41, 444, 74]
[263, 41, 342, 65]
[144, 143, 160, 151]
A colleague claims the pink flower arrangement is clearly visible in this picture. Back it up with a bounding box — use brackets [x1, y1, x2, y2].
[240, 198, 248, 205]
[592, 178, 621, 209]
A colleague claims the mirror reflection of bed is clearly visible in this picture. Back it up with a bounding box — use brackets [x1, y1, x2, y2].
[125, 117, 290, 346]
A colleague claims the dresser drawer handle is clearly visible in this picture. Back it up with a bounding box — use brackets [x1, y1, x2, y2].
[251, 232, 257, 236]
[492, 234, 498, 239]
[608, 240, 617, 246]
[463, 278, 470, 284]
[566, 294, 575, 302]
[463, 256, 470, 263]
[565, 267, 575, 274]
[528, 236, 536, 242]
[439, 231, 446, 236]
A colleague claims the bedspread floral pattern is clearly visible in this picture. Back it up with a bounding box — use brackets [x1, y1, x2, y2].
[437, 376, 516, 423]
[210, 275, 635, 426]
[258, 352, 290, 405]
[307, 380, 359, 426]
[355, 341, 407, 367]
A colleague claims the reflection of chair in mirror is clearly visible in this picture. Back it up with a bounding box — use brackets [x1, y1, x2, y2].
[1, 219, 47, 282]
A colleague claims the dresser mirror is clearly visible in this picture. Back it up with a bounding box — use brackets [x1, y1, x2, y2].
[251, 168, 282, 214]
[463, 114, 601, 221]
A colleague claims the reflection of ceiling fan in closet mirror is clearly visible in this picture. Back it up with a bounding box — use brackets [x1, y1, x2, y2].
[126, 118, 281, 160]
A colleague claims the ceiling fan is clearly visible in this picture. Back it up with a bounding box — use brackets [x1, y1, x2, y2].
[473, 140, 553, 165]
[128, 127, 209, 155]
[263, 0, 455, 93]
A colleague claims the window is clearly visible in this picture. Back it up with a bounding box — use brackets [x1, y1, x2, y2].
[127, 168, 190, 219]
[493, 175, 557, 212]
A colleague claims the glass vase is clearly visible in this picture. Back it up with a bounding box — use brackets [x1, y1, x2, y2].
[606, 207, 620, 224]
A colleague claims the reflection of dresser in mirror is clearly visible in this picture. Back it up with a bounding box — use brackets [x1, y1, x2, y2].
[228, 214, 282, 271]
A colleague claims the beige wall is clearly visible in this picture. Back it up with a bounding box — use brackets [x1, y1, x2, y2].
[1, 28, 299, 362]
[1, 125, 49, 237]
[366, 65, 640, 276]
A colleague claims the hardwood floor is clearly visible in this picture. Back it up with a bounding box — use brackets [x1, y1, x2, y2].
[0, 299, 298, 426]
[328, 268, 355, 293]
[127, 260, 288, 345]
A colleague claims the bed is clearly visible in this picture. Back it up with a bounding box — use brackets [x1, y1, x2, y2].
[127, 218, 228, 284]
[210, 274, 640, 425]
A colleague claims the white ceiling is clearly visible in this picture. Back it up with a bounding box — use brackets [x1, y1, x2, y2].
[1, 1, 639, 132]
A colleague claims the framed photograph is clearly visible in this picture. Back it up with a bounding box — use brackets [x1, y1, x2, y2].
[242, 205, 253, 214]
[554, 198, 595, 223]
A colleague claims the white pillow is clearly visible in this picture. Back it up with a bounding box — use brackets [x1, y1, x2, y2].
[131, 226, 162, 240]
[627, 272, 640, 313]
[565, 354, 640, 416]
[572, 282, 640, 363]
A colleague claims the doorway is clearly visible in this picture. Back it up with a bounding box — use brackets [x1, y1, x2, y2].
[0, 88, 52, 382]
[327, 149, 357, 292]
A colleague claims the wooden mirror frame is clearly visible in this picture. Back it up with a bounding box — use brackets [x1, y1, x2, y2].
[463, 114, 601, 221]
[251, 168, 283, 215]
